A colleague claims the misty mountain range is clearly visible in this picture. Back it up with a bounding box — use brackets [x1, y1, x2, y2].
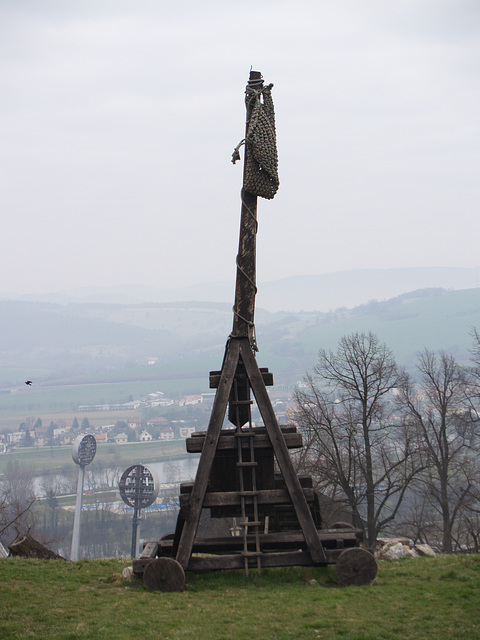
[3, 266, 480, 313]
[1, 270, 480, 389]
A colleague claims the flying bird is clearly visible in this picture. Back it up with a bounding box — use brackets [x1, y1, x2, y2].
[25, 381, 32, 386]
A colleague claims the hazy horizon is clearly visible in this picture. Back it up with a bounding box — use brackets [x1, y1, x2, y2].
[2, 265, 480, 313]
[2, 1, 479, 296]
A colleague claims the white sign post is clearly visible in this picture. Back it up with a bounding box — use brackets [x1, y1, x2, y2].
[70, 434, 97, 561]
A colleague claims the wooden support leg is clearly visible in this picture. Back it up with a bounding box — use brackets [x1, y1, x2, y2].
[239, 339, 327, 565]
[175, 339, 240, 569]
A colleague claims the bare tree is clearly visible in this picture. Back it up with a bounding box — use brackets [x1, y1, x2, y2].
[394, 492, 440, 547]
[294, 332, 416, 548]
[40, 475, 62, 538]
[0, 460, 36, 545]
[397, 349, 478, 553]
[467, 327, 480, 425]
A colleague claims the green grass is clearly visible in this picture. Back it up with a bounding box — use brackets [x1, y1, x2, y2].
[0, 376, 208, 413]
[0, 555, 479, 639]
[0, 440, 191, 478]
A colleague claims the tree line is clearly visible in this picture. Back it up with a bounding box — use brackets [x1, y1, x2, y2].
[293, 330, 480, 552]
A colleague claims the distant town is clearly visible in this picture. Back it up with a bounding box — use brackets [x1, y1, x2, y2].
[0, 388, 293, 454]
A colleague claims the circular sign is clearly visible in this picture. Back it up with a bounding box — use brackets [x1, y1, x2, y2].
[119, 464, 159, 509]
[72, 434, 97, 466]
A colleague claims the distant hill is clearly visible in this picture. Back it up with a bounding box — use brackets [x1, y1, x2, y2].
[0, 287, 480, 389]
[3, 266, 480, 312]
[256, 267, 480, 312]
[257, 287, 480, 381]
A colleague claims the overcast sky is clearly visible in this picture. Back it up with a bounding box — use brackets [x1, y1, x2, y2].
[1, 0, 479, 296]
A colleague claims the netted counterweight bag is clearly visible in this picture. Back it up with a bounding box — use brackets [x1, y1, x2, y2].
[233, 83, 279, 200]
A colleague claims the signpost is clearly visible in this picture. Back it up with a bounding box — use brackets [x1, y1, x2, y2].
[70, 433, 97, 561]
[119, 464, 159, 558]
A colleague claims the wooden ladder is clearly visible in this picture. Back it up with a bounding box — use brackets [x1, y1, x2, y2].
[231, 378, 262, 576]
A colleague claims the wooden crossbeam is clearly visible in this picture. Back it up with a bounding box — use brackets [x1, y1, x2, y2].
[185, 430, 302, 453]
[179, 487, 316, 508]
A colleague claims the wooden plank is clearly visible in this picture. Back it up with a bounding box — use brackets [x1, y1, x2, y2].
[239, 338, 327, 565]
[210, 368, 273, 388]
[174, 339, 240, 569]
[179, 487, 315, 508]
[187, 551, 310, 571]
[186, 432, 302, 453]
[189, 425, 298, 437]
[140, 541, 158, 558]
[186, 548, 347, 571]
[160, 529, 361, 556]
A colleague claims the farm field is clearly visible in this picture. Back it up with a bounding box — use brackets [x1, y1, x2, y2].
[0, 439, 189, 478]
[0, 376, 207, 416]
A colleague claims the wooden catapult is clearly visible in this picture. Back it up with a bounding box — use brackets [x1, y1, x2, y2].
[135, 71, 377, 592]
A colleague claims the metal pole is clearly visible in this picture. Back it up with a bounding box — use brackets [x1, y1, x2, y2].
[131, 507, 140, 558]
[70, 464, 85, 561]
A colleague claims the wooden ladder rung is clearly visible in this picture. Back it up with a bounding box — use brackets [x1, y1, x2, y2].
[239, 520, 261, 527]
[237, 461, 257, 467]
[239, 490, 259, 496]
[241, 551, 263, 557]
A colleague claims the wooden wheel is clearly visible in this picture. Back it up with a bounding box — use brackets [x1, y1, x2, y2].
[331, 521, 354, 530]
[143, 558, 185, 592]
[160, 532, 175, 541]
[336, 547, 377, 586]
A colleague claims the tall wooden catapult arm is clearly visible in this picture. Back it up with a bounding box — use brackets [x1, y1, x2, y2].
[230, 71, 262, 347]
[175, 71, 326, 570]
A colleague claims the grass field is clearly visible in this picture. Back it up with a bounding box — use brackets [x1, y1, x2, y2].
[0, 555, 479, 639]
[0, 375, 208, 415]
[0, 440, 190, 478]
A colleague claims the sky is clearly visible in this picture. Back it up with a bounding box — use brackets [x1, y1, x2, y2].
[1, 0, 479, 296]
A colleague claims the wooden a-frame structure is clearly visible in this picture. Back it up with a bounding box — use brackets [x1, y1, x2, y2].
[135, 71, 375, 591]
[175, 334, 327, 571]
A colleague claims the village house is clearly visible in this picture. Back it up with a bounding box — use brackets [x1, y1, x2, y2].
[159, 426, 175, 441]
[147, 417, 169, 428]
[34, 424, 49, 443]
[127, 417, 142, 429]
[180, 394, 202, 406]
[139, 430, 153, 442]
[150, 397, 174, 407]
[114, 433, 128, 445]
[53, 427, 66, 439]
[94, 433, 108, 444]
[179, 425, 196, 439]
[7, 431, 25, 445]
